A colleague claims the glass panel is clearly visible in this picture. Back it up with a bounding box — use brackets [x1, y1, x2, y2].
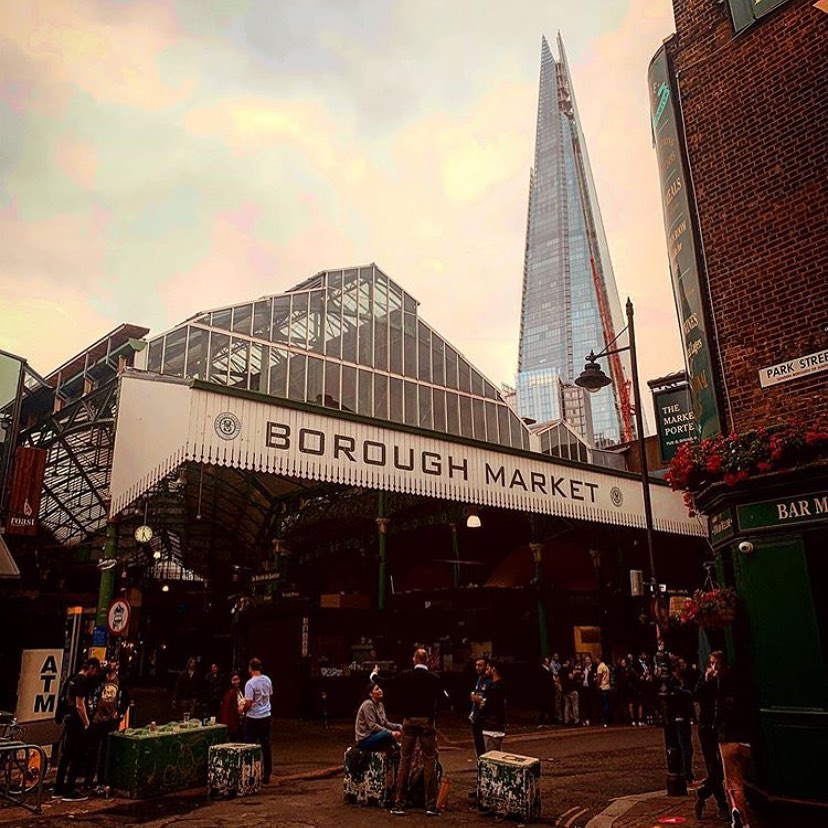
[446, 392, 460, 436]
[389, 308, 403, 375]
[325, 361, 341, 408]
[432, 388, 446, 433]
[388, 279, 403, 312]
[163, 328, 187, 377]
[431, 335, 445, 388]
[185, 327, 208, 379]
[253, 300, 271, 339]
[444, 345, 458, 390]
[211, 308, 231, 331]
[472, 369, 485, 397]
[389, 377, 404, 424]
[374, 311, 388, 371]
[342, 270, 358, 364]
[417, 322, 432, 382]
[307, 290, 325, 354]
[459, 394, 473, 437]
[485, 401, 499, 444]
[497, 404, 511, 448]
[404, 380, 417, 426]
[288, 353, 307, 401]
[458, 358, 471, 394]
[250, 343, 266, 392]
[418, 385, 433, 430]
[147, 338, 162, 372]
[269, 347, 288, 397]
[341, 365, 357, 413]
[208, 331, 230, 385]
[289, 294, 309, 349]
[271, 296, 291, 343]
[374, 373, 388, 420]
[358, 368, 373, 416]
[232, 303, 252, 335]
[403, 311, 416, 378]
[307, 355, 324, 404]
[325, 281, 343, 359]
[229, 338, 249, 388]
[472, 398, 486, 440]
[373, 270, 388, 319]
[403, 292, 416, 315]
[484, 379, 500, 401]
[328, 270, 342, 292]
[358, 276, 373, 367]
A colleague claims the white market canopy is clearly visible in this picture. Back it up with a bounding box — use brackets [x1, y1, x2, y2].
[110, 372, 703, 537]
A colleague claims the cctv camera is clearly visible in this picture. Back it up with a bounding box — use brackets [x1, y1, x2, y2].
[738, 540, 754, 554]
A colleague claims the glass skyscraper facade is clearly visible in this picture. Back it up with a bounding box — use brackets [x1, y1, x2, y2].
[516, 35, 630, 447]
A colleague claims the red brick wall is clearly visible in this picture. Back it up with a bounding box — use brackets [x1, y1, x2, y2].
[669, 0, 828, 433]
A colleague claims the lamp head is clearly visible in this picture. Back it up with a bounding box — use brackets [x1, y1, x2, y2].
[575, 354, 612, 394]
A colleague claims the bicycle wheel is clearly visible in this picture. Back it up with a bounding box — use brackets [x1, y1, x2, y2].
[5, 745, 47, 794]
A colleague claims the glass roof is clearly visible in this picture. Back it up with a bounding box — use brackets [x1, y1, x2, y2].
[145, 264, 531, 450]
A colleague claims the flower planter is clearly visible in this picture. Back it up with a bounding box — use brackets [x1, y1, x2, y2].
[700, 608, 736, 630]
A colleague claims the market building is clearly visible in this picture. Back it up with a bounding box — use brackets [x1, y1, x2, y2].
[2, 264, 705, 716]
[648, 0, 828, 808]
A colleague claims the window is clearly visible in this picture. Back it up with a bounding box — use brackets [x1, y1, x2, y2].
[163, 328, 187, 377]
[232, 304, 252, 335]
[288, 353, 307, 401]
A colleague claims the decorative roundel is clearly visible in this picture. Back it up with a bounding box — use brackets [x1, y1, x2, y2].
[610, 486, 624, 508]
[214, 412, 242, 441]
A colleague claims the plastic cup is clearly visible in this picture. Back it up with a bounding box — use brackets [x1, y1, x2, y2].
[209, 716, 216, 725]
[183, 711, 190, 723]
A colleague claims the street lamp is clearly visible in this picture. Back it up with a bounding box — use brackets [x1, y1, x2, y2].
[575, 297, 686, 797]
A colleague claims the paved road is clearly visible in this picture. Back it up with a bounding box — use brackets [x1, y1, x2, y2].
[0, 719, 678, 827]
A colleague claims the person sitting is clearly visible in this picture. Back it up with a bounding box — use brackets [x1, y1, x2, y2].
[355, 683, 402, 752]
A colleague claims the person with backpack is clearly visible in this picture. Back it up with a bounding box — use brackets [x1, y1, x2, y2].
[53, 657, 101, 801]
[84, 658, 130, 795]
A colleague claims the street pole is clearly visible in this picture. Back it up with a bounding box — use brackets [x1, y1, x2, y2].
[626, 298, 687, 797]
[376, 491, 388, 610]
[95, 517, 118, 632]
[531, 543, 550, 659]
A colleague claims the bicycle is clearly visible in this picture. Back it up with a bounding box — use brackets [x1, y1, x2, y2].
[0, 711, 48, 813]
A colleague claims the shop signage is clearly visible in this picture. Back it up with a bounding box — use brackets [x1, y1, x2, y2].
[709, 507, 736, 546]
[758, 348, 828, 389]
[738, 491, 828, 531]
[7, 447, 48, 535]
[109, 375, 703, 536]
[728, 0, 792, 33]
[653, 384, 695, 462]
[106, 597, 130, 637]
[15, 649, 63, 722]
[648, 47, 722, 441]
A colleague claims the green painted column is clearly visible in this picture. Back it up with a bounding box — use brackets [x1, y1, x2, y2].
[531, 543, 550, 658]
[450, 522, 460, 589]
[376, 492, 389, 610]
[95, 519, 118, 628]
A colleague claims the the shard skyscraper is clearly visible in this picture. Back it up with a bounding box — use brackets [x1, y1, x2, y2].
[516, 34, 630, 447]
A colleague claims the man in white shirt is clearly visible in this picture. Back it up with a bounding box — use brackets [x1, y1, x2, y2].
[243, 657, 274, 783]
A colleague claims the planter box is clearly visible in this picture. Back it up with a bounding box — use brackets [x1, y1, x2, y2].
[477, 750, 541, 821]
[208, 742, 262, 798]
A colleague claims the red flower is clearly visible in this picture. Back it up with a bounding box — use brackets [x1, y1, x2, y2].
[705, 455, 723, 474]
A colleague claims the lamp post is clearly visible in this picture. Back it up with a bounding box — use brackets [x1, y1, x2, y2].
[575, 297, 686, 797]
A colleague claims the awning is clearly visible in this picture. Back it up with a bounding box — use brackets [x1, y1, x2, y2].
[0, 534, 21, 578]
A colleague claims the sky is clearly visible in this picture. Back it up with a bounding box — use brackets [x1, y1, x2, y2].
[0, 0, 682, 425]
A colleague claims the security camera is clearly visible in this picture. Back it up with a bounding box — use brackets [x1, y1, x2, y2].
[738, 540, 754, 555]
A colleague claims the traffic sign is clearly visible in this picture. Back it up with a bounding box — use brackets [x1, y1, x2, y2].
[106, 597, 130, 637]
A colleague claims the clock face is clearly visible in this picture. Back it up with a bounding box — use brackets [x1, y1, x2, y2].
[135, 524, 153, 544]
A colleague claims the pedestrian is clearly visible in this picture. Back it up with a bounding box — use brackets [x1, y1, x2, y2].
[670, 660, 694, 785]
[580, 654, 597, 726]
[537, 657, 554, 726]
[355, 683, 402, 751]
[387, 648, 444, 817]
[84, 658, 130, 795]
[243, 657, 274, 784]
[54, 657, 101, 801]
[173, 657, 203, 718]
[562, 660, 580, 725]
[634, 651, 655, 725]
[218, 671, 245, 740]
[595, 654, 612, 726]
[204, 662, 225, 718]
[477, 661, 506, 752]
[550, 653, 563, 723]
[693, 652, 729, 822]
[469, 657, 491, 758]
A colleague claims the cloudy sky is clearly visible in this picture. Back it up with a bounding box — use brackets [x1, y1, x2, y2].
[0, 0, 682, 421]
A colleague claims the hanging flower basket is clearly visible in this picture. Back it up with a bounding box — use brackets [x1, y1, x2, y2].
[674, 587, 738, 628]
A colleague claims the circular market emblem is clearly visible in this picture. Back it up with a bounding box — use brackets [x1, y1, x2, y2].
[214, 412, 241, 441]
[610, 486, 624, 508]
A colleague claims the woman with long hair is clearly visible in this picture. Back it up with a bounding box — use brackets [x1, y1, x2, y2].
[218, 671, 245, 741]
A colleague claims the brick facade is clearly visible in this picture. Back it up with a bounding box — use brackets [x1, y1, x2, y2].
[669, 0, 828, 433]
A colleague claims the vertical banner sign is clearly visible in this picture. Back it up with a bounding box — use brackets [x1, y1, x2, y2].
[653, 384, 695, 462]
[648, 47, 722, 440]
[16, 649, 63, 722]
[7, 447, 48, 535]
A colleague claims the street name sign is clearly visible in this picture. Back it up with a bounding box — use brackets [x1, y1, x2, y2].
[758, 348, 828, 388]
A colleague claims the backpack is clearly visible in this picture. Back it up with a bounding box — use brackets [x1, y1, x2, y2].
[54, 675, 77, 725]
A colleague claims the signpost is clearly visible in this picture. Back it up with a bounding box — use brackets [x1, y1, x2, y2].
[106, 597, 131, 637]
[16, 650, 63, 723]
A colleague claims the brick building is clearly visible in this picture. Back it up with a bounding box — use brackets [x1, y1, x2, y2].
[649, 0, 828, 809]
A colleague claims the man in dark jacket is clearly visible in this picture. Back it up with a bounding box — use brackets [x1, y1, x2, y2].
[386, 649, 444, 817]
[84, 658, 130, 794]
[693, 652, 728, 821]
[469, 657, 491, 758]
[173, 657, 202, 718]
[477, 661, 506, 752]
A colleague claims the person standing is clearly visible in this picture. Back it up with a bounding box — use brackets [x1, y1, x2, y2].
[550, 653, 563, 723]
[595, 655, 612, 726]
[693, 652, 729, 822]
[477, 661, 506, 752]
[173, 657, 202, 718]
[562, 660, 580, 725]
[355, 683, 401, 751]
[204, 663, 225, 718]
[469, 657, 491, 758]
[243, 658, 274, 784]
[84, 659, 130, 794]
[580, 654, 597, 726]
[218, 671, 245, 741]
[537, 657, 554, 726]
[54, 657, 101, 801]
[388, 648, 444, 817]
